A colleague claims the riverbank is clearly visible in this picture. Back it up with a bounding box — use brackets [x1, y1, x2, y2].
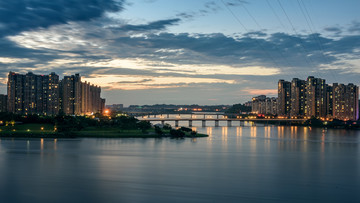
[0, 124, 208, 138]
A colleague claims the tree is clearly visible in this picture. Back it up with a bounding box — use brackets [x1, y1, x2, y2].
[226, 103, 251, 114]
[163, 123, 172, 130]
[180, 127, 192, 132]
[170, 129, 185, 138]
[137, 121, 152, 133]
[154, 126, 163, 136]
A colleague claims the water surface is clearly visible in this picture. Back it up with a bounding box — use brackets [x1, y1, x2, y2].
[0, 126, 359, 202]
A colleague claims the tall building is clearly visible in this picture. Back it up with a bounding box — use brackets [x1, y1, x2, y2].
[7, 72, 24, 114]
[332, 83, 359, 120]
[277, 80, 291, 116]
[305, 76, 327, 118]
[290, 78, 306, 117]
[252, 95, 266, 114]
[0, 94, 7, 112]
[60, 74, 104, 115]
[326, 85, 333, 118]
[251, 95, 277, 115]
[7, 72, 59, 115]
[60, 74, 81, 115]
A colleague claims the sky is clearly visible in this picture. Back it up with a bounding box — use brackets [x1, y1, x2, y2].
[0, 0, 360, 106]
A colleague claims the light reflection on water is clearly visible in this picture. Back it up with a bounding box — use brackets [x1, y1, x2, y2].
[0, 126, 360, 203]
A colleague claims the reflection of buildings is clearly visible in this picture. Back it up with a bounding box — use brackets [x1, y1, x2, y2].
[6, 71, 105, 115]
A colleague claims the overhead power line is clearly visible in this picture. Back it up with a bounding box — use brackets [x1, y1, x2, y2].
[220, 0, 286, 78]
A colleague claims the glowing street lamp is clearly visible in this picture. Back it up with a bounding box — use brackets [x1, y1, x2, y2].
[104, 109, 110, 115]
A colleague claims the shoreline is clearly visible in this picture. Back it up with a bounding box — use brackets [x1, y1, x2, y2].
[0, 132, 208, 139]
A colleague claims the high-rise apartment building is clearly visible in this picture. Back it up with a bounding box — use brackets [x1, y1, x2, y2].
[326, 85, 334, 118]
[278, 80, 291, 116]
[60, 74, 104, 115]
[305, 76, 327, 118]
[290, 78, 306, 117]
[332, 83, 359, 120]
[251, 95, 277, 115]
[7, 72, 104, 116]
[252, 76, 359, 120]
[7, 72, 59, 115]
[60, 74, 82, 115]
[0, 94, 7, 112]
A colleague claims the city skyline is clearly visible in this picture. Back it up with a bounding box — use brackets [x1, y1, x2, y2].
[3, 71, 105, 115]
[0, 0, 360, 105]
[252, 75, 359, 120]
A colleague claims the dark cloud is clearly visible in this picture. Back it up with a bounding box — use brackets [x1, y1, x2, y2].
[176, 1, 223, 21]
[243, 31, 267, 37]
[0, 0, 124, 37]
[348, 21, 360, 33]
[1, 12, 360, 103]
[109, 31, 342, 69]
[115, 79, 153, 84]
[225, 0, 249, 7]
[324, 26, 342, 35]
[117, 18, 180, 32]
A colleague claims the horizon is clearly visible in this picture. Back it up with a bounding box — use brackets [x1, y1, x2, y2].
[1, 0, 360, 106]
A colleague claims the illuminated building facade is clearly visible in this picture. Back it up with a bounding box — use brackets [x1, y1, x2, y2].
[251, 95, 277, 115]
[274, 76, 359, 120]
[290, 78, 306, 117]
[332, 83, 359, 120]
[305, 76, 327, 118]
[7, 72, 104, 115]
[7, 72, 59, 115]
[60, 74, 104, 115]
[277, 80, 291, 116]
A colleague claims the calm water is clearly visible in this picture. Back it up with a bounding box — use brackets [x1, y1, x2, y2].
[0, 125, 360, 203]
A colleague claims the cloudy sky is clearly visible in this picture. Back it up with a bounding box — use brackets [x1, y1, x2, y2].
[0, 0, 360, 106]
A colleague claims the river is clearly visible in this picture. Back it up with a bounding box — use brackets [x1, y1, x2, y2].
[0, 125, 359, 202]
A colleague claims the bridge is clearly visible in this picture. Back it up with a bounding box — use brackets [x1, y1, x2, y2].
[138, 116, 306, 127]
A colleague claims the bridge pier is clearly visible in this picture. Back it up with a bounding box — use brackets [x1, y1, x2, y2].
[227, 120, 232, 127]
[217, 115, 219, 119]
[189, 120, 193, 127]
[161, 120, 165, 126]
[240, 121, 244, 127]
[202, 120, 206, 127]
[203, 115, 206, 119]
[147, 115, 150, 118]
[215, 120, 219, 127]
[154, 114, 156, 118]
[175, 120, 179, 127]
[167, 114, 169, 118]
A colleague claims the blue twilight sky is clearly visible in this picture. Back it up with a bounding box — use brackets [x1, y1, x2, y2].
[0, 0, 360, 106]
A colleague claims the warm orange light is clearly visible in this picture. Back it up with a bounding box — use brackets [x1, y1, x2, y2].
[104, 109, 110, 114]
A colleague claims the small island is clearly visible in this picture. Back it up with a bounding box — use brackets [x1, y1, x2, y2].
[0, 112, 208, 139]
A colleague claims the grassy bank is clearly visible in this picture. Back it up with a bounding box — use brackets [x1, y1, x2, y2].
[74, 127, 208, 138]
[0, 124, 208, 138]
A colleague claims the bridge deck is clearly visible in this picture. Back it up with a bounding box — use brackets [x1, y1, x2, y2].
[138, 118, 306, 122]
